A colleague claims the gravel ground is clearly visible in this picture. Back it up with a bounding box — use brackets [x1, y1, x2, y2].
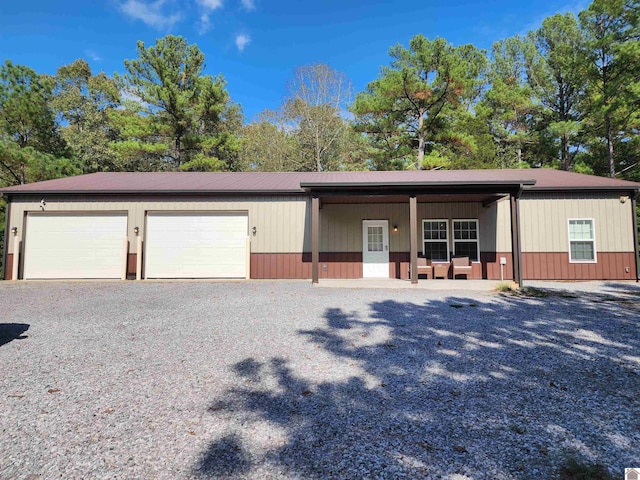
[0, 280, 639, 479]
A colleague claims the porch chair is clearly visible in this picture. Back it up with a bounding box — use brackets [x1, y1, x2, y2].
[452, 256, 472, 279]
[416, 257, 432, 279]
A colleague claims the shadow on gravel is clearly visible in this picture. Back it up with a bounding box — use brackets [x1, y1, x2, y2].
[195, 290, 640, 479]
[0, 323, 29, 347]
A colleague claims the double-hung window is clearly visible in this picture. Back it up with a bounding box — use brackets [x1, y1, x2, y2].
[422, 220, 449, 262]
[452, 220, 479, 261]
[568, 219, 596, 262]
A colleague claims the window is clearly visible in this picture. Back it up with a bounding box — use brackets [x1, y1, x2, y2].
[367, 225, 383, 252]
[568, 219, 596, 262]
[422, 220, 449, 262]
[452, 220, 479, 261]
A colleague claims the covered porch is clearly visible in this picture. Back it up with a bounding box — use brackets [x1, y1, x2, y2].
[302, 178, 534, 286]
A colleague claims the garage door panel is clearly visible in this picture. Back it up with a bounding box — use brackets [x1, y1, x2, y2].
[24, 214, 127, 279]
[145, 213, 248, 279]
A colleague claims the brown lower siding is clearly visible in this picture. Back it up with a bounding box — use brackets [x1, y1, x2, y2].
[250, 252, 515, 280]
[4, 254, 13, 280]
[522, 252, 636, 280]
[127, 254, 137, 278]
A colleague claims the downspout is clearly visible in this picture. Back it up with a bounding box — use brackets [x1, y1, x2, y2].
[632, 190, 639, 282]
[1, 193, 9, 280]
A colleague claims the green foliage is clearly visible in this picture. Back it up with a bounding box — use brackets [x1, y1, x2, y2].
[0, 60, 74, 185]
[53, 59, 121, 173]
[116, 35, 242, 171]
[351, 35, 487, 170]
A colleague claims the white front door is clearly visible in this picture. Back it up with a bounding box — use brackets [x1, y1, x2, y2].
[362, 220, 389, 278]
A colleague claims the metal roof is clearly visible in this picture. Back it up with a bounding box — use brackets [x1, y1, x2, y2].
[1, 169, 638, 195]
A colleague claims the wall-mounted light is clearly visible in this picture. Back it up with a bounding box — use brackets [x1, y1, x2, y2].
[11, 227, 17, 235]
[252, 226, 257, 236]
[620, 195, 630, 204]
[393, 225, 398, 232]
[134, 226, 139, 235]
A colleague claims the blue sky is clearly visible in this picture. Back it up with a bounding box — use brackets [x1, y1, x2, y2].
[1, 0, 589, 121]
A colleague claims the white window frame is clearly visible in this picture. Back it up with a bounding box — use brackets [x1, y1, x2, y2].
[452, 219, 480, 262]
[422, 219, 450, 262]
[568, 218, 597, 263]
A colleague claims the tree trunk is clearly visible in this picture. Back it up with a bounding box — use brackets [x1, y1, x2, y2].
[561, 134, 570, 171]
[417, 113, 425, 168]
[606, 117, 615, 178]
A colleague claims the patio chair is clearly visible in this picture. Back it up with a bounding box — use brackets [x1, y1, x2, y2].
[452, 256, 472, 279]
[416, 257, 432, 279]
[433, 263, 450, 279]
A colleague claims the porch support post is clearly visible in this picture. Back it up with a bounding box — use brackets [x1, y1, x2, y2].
[510, 187, 523, 286]
[311, 196, 320, 284]
[632, 190, 639, 282]
[410, 195, 418, 284]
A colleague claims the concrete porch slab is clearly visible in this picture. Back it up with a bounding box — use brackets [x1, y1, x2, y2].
[315, 278, 504, 291]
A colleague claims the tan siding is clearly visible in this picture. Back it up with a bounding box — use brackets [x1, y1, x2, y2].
[520, 193, 633, 252]
[320, 201, 501, 254]
[8, 195, 309, 254]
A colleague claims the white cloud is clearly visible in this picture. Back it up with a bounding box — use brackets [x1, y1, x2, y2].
[235, 33, 250, 52]
[119, 0, 182, 30]
[198, 13, 212, 34]
[196, 0, 223, 10]
[241, 0, 255, 11]
[85, 50, 102, 62]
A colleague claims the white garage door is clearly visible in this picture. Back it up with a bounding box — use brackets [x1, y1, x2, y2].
[144, 212, 248, 279]
[24, 213, 127, 279]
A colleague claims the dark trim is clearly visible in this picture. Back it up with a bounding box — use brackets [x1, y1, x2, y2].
[301, 180, 537, 189]
[0, 189, 308, 196]
[409, 196, 418, 284]
[510, 188, 523, 286]
[311, 197, 319, 284]
[305, 186, 526, 197]
[524, 187, 640, 193]
[2, 194, 10, 280]
[632, 191, 639, 282]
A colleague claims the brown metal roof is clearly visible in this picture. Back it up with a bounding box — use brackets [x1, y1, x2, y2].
[1, 169, 638, 194]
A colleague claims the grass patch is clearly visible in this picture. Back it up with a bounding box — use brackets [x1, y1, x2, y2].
[558, 458, 612, 480]
[495, 281, 517, 293]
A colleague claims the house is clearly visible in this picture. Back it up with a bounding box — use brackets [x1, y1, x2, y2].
[1, 169, 638, 284]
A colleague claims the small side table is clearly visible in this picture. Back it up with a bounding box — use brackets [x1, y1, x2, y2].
[433, 264, 450, 279]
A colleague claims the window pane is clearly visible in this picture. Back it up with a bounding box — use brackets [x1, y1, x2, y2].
[368, 226, 383, 252]
[570, 241, 594, 261]
[424, 242, 448, 261]
[454, 242, 478, 261]
[569, 220, 593, 241]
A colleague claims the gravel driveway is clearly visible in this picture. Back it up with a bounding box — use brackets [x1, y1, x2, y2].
[1, 280, 639, 479]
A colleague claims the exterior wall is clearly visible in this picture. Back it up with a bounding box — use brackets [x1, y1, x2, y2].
[5, 191, 636, 281]
[6, 194, 310, 255]
[519, 192, 636, 280]
[5, 194, 310, 279]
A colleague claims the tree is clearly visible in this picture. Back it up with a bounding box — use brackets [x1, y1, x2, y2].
[352, 35, 487, 170]
[0, 61, 76, 185]
[52, 59, 122, 173]
[579, 0, 640, 177]
[283, 63, 354, 172]
[526, 14, 588, 171]
[240, 118, 302, 172]
[117, 35, 242, 171]
[481, 36, 539, 169]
